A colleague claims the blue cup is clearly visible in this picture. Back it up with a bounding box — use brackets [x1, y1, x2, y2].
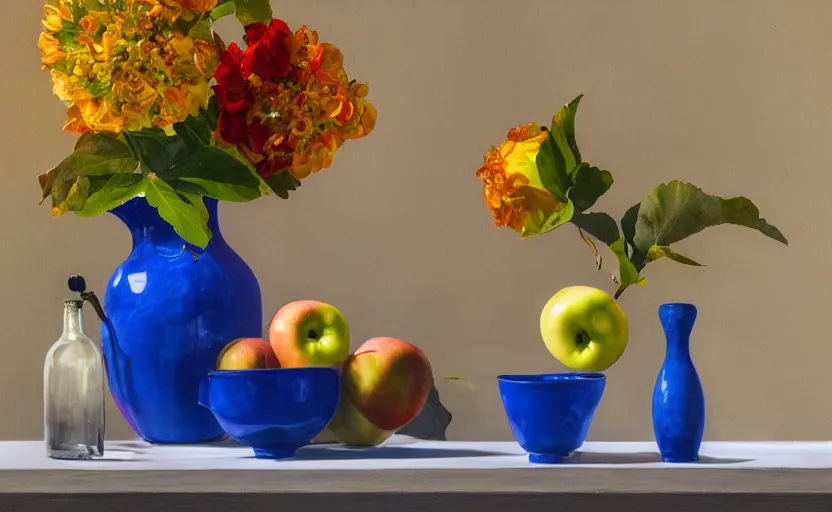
[199, 367, 340, 459]
[498, 372, 606, 463]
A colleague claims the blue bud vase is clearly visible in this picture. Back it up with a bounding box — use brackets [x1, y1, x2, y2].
[652, 303, 705, 463]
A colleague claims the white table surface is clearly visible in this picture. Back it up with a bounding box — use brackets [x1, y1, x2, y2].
[4, 436, 832, 471]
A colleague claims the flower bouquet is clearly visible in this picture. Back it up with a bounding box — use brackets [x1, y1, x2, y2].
[37, 0, 376, 248]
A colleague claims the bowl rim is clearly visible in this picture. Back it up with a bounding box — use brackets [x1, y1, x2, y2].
[207, 366, 340, 378]
[497, 372, 606, 384]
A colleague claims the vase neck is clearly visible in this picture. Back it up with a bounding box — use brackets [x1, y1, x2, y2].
[110, 196, 221, 251]
[659, 303, 697, 356]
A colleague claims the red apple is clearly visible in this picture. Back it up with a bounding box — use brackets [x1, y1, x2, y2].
[269, 300, 351, 368]
[341, 337, 433, 431]
[216, 338, 280, 370]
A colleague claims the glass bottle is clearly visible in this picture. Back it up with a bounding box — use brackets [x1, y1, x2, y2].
[43, 299, 105, 460]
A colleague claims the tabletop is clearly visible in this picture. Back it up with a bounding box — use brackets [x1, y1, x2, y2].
[2, 436, 832, 511]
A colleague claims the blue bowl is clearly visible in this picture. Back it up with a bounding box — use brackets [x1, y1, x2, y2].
[198, 367, 340, 459]
[498, 372, 606, 463]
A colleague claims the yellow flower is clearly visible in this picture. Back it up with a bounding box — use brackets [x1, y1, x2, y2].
[38, 33, 65, 67]
[38, 0, 219, 134]
[476, 123, 569, 238]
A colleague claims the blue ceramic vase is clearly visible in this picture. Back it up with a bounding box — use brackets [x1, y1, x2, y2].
[652, 303, 705, 462]
[100, 196, 262, 444]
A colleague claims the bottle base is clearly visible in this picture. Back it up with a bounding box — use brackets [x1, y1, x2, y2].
[47, 443, 103, 460]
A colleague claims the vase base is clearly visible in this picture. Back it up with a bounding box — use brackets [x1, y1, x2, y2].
[662, 455, 699, 463]
[529, 452, 572, 464]
[253, 446, 300, 460]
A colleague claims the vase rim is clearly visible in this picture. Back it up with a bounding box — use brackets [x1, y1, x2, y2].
[659, 302, 697, 309]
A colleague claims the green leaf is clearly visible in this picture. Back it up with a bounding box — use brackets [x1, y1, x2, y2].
[123, 129, 186, 174]
[632, 180, 789, 254]
[179, 177, 262, 202]
[210, 0, 236, 21]
[620, 203, 645, 269]
[610, 237, 645, 299]
[178, 190, 210, 228]
[54, 176, 91, 215]
[524, 199, 575, 239]
[234, 0, 273, 26]
[38, 133, 137, 214]
[265, 171, 302, 200]
[144, 174, 211, 249]
[568, 163, 613, 213]
[77, 174, 145, 218]
[125, 120, 263, 202]
[646, 245, 704, 267]
[536, 129, 576, 202]
[570, 212, 620, 246]
[552, 94, 583, 163]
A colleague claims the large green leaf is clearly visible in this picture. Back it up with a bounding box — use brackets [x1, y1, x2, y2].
[77, 174, 145, 218]
[632, 180, 789, 254]
[234, 0, 273, 27]
[536, 128, 577, 203]
[552, 94, 583, 164]
[123, 129, 186, 174]
[568, 163, 613, 213]
[125, 120, 263, 202]
[144, 174, 211, 249]
[38, 133, 137, 214]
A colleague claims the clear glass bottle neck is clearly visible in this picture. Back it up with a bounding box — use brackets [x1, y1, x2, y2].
[62, 300, 85, 338]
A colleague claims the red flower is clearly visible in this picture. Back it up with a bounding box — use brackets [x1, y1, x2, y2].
[213, 43, 252, 115]
[242, 19, 292, 80]
[217, 111, 248, 145]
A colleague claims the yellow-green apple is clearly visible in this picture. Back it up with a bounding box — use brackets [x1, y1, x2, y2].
[216, 338, 280, 370]
[268, 300, 351, 368]
[339, 337, 433, 432]
[540, 286, 629, 372]
[327, 394, 394, 447]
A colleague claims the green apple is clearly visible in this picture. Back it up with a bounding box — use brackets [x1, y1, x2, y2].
[268, 300, 351, 368]
[327, 393, 394, 447]
[539, 286, 629, 372]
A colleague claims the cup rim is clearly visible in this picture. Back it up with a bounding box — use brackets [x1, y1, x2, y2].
[497, 372, 606, 384]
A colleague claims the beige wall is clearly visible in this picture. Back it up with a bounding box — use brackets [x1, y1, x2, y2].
[1, 0, 829, 442]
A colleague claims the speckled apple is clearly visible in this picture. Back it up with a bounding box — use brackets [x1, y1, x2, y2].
[341, 337, 433, 432]
[216, 338, 280, 370]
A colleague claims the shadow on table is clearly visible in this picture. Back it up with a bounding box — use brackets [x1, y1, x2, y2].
[288, 445, 507, 461]
[568, 451, 753, 465]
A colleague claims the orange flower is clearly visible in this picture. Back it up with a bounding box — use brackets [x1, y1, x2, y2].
[476, 123, 570, 238]
[38, 0, 219, 133]
[214, 19, 375, 182]
[38, 33, 65, 68]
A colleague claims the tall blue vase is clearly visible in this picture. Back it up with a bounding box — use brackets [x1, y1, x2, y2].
[101, 196, 262, 444]
[652, 303, 705, 462]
